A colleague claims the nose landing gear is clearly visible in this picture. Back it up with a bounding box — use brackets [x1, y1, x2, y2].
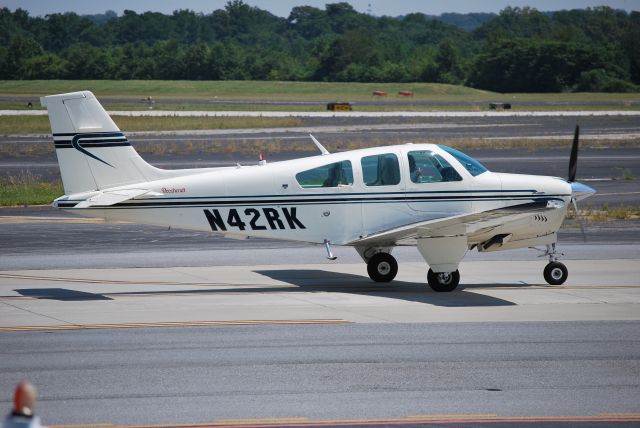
[427, 269, 460, 292]
[542, 243, 568, 285]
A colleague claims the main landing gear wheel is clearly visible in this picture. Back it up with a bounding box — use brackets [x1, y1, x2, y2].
[427, 269, 460, 292]
[367, 253, 398, 282]
[544, 261, 568, 285]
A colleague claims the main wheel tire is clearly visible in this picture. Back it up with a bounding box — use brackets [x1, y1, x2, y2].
[427, 269, 460, 292]
[367, 253, 398, 282]
[544, 261, 568, 285]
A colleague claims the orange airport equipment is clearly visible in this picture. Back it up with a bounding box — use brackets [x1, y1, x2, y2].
[326, 102, 352, 111]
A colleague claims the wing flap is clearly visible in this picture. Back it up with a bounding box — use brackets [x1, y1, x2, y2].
[350, 200, 560, 246]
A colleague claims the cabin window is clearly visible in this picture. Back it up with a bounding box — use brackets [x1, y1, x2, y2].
[407, 150, 462, 183]
[439, 145, 488, 177]
[361, 153, 400, 186]
[295, 160, 353, 188]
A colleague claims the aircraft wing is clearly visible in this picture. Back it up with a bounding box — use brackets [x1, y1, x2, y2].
[349, 200, 561, 247]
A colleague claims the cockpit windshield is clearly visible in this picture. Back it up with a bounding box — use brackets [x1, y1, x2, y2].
[439, 145, 488, 177]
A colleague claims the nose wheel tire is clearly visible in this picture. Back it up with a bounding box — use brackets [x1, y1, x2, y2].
[427, 269, 460, 292]
[367, 253, 398, 283]
[544, 261, 568, 285]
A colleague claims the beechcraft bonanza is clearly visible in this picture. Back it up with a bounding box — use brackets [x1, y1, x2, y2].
[41, 91, 595, 291]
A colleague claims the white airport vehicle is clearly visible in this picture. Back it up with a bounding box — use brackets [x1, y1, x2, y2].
[41, 91, 595, 291]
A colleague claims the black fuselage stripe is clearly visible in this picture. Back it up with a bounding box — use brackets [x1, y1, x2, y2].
[113, 194, 566, 206]
[57, 196, 566, 209]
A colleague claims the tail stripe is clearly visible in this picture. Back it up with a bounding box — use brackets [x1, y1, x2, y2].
[53, 131, 131, 167]
[54, 139, 130, 149]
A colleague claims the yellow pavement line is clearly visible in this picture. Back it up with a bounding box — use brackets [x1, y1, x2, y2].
[52, 425, 114, 428]
[49, 413, 640, 428]
[2, 273, 636, 291]
[0, 273, 223, 286]
[0, 273, 279, 290]
[215, 419, 309, 424]
[0, 319, 351, 332]
[408, 413, 498, 419]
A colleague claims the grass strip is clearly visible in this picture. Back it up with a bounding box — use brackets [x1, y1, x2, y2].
[0, 173, 63, 206]
[1, 80, 638, 104]
[567, 204, 640, 221]
[0, 80, 489, 101]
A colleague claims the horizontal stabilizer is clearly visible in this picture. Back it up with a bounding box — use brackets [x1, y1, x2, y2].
[72, 189, 155, 208]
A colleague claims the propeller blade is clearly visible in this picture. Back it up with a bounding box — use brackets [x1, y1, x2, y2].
[568, 124, 579, 182]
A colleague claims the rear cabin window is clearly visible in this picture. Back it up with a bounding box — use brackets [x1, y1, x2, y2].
[361, 153, 401, 186]
[295, 160, 353, 188]
[407, 150, 462, 183]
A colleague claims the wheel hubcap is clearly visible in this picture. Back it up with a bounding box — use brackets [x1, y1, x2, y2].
[551, 268, 563, 280]
[377, 261, 391, 276]
[437, 273, 452, 285]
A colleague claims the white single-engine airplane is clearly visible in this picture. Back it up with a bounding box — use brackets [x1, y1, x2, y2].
[41, 91, 595, 291]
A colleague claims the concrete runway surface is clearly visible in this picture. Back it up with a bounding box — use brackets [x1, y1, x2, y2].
[1, 218, 640, 426]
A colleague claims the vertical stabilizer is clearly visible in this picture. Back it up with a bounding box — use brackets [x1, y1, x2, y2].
[41, 91, 155, 194]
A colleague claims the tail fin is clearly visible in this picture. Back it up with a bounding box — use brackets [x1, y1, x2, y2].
[41, 91, 162, 195]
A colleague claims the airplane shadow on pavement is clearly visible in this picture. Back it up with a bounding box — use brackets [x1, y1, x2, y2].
[13, 269, 525, 307]
[253, 269, 516, 307]
[15, 288, 113, 301]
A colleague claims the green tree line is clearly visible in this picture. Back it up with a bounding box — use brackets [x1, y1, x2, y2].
[1, 1, 638, 92]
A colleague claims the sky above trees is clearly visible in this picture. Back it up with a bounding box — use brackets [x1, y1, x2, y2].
[5, 0, 637, 17]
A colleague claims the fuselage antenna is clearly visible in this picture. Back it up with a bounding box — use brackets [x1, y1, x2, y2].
[309, 134, 330, 155]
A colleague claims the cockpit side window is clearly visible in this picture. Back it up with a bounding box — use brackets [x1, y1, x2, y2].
[408, 150, 462, 183]
[295, 160, 353, 188]
[361, 153, 400, 186]
[439, 145, 488, 177]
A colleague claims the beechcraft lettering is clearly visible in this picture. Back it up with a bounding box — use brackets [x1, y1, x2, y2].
[204, 207, 306, 231]
[41, 91, 595, 291]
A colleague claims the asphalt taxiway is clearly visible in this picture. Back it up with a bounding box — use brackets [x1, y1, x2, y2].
[1, 321, 639, 426]
[1, 207, 639, 425]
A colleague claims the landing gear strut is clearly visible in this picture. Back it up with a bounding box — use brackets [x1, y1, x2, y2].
[367, 253, 398, 282]
[542, 243, 568, 285]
